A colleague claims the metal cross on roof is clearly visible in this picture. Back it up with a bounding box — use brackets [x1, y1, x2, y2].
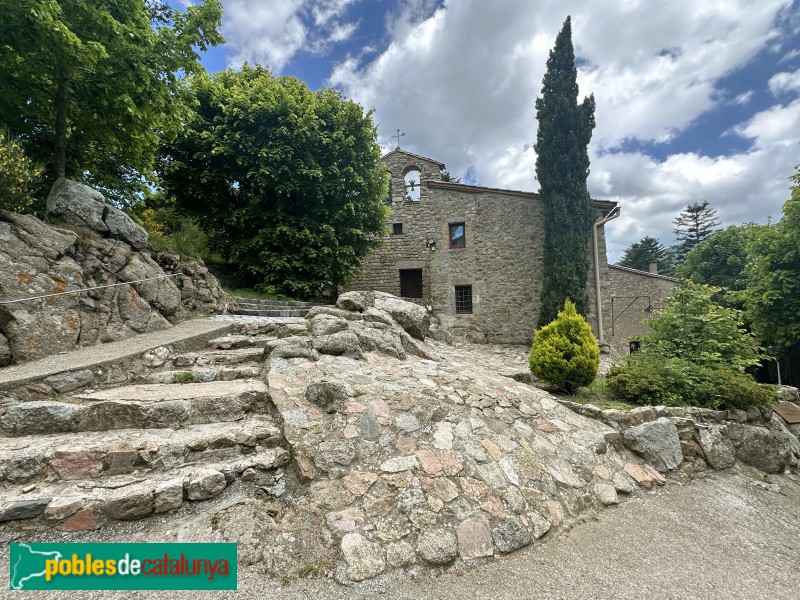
[392, 129, 405, 149]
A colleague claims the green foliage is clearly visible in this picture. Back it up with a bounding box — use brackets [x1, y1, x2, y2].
[607, 356, 774, 410]
[644, 282, 763, 370]
[133, 193, 218, 261]
[0, 129, 43, 213]
[529, 300, 599, 393]
[678, 223, 766, 311]
[0, 0, 223, 205]
[672, 201, 720, 262]
[440, 170, 461, 183]
[745, 166, 800, 353]
[171, 372, 194, 384]
[607, 354, 698, 406]
[535, 17, 597, 326]
[100, 335, 115, 344]
[618, 236, 674, 275]
[607, 282, 772, 410]
[159, 65, 389, 300]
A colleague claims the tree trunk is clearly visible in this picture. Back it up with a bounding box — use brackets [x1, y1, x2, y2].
[55, 82, 68, 179]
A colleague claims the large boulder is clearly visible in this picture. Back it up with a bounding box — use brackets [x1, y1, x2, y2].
[47, 178, 148, 250]
[729, 422, 799, 473]
[697, 426, 736, 470]
[622, 417, 683, 471]
[373, 292, 430, 339]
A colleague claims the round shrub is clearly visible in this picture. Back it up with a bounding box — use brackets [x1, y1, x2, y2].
[529, 300, 599, 393]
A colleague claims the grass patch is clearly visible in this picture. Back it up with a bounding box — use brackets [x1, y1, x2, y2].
[298, 563, 324, 578]
[100, 335, 115, 344]
[552, 377, 634, 411]
[171, 372, 194, 384]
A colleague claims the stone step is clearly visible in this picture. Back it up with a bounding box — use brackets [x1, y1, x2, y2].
[233, 308, 310, 318]
[231, 297, 321, 308]
[0, 319, 235, 394]
[144, 365, 261, 384]
[0, 380, 271, 436]
[0, 417, 283, 486]
[0, 446, 289, 530]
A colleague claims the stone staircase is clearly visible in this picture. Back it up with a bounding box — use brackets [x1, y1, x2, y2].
[229, 296, 329, 318]
[0, 322, 291, 532]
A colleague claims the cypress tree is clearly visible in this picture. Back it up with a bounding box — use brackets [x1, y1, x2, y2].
[535, 16, 596, 327]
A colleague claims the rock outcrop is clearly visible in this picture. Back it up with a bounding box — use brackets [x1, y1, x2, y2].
[0, 210, 227, 365]
[47, 178, 149, 250]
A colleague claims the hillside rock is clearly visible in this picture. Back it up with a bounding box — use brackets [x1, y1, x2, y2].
[47, 178, 148, 250]
[0, 210, 225, 364]
[622, 417, 683, 471]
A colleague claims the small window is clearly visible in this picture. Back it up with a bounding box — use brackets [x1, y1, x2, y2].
[392, 223, 403, 235]
[455, 285, 473, 314]
[449, 222, 466, 248]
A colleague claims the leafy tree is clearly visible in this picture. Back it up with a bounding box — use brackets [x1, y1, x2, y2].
[618, 236, 673, 274]
[672, 201, 720, 260]
[0, 0, 223, 205]
[535, 16, 597, 326]
[0, 129, 43, 213]
[745, 167, 800, 353]
[643, 282, 763, 370]
[529, 299, 599, 393]
[159, 65, 389, 300]
[678, 224, 764, 307]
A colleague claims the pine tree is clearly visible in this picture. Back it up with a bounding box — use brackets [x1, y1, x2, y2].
[536, 16, 597, 326]
[618, 236, 672, 274]
[672, 201, 720, 260]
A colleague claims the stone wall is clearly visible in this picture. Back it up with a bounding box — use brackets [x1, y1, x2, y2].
[607, 265, 678, 354]
[348, 150, 614, 344]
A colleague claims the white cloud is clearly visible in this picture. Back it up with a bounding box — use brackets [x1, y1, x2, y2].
[730, 91, 755, 105]
[768, 68, 800, 95]
[221, 0, 361, 72]
[223, 0, 308, 72]
[325, 0, 797, 261]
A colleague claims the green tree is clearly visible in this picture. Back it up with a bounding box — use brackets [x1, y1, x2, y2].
[745, 167, 800, 353]
[644, 282, 763, 370]
[159, 65, 389, 300]
[440, 170, 461, 183]
[678, 224, 764, 307]
[618, 236, 673, 274]
[529, 299, 599, 392]
[672, 201, 720, 261]
[0, 0, 223, 205]
[0, 129, 43, 213]
[535, 16, 597, 326]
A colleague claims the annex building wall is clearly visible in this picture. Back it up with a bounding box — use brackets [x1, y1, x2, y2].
[607, 265, 678, 354]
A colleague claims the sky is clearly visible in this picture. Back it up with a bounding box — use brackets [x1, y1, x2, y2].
[177, 0, 800, 262]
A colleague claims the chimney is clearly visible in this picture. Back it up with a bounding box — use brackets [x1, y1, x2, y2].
[648, 262, 658, 274]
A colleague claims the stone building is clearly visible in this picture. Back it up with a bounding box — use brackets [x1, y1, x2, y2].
[346, 149, 619, 344]
[607, 264, 678, 354]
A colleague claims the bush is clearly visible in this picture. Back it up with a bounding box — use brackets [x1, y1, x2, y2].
[0, 128, 43, 213]
[606, 354, 698, 407]
[529, 300, 599, 393]
[645, 282, 763, 370]
[607, 353, 775, 411]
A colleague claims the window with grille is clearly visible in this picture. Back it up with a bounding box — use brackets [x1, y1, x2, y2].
[449, 222, 466, 248]
[392, 222, 403, 235]
[455, 285, 473, 314]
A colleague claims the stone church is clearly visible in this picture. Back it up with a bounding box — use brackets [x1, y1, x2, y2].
[346, 149, 620, 345]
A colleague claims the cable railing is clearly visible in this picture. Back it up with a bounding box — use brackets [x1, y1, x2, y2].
[0, 273, 183, 305]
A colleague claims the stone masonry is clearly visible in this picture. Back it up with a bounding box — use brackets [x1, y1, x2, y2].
[607, 265, 678, 354]
[347, 149, 617, 344]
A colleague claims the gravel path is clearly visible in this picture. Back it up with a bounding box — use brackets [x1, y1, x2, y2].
[3, 470, 797, 599]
